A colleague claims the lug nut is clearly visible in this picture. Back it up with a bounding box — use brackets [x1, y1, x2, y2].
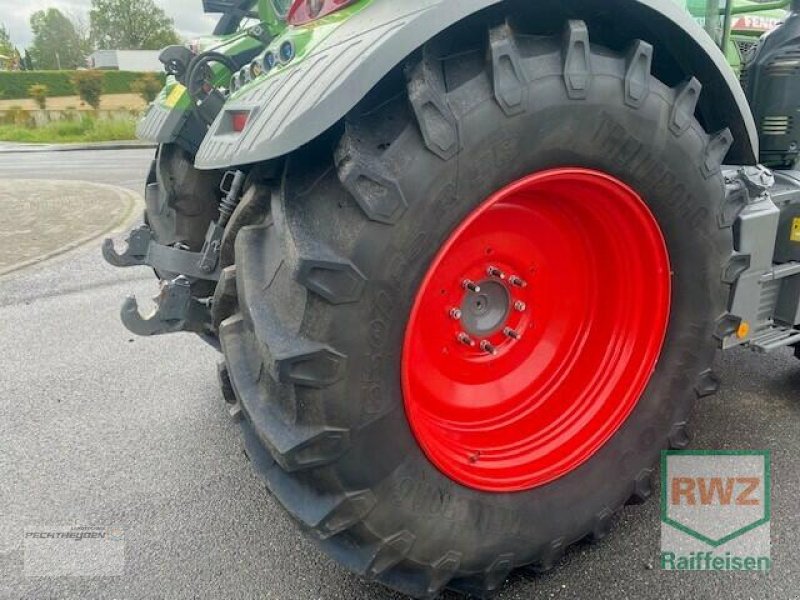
[457, 332, 475, 347]
[504, 327, 522, 340]
[487, 266, 506, 279]
[509, 275, 527, 288]
[480, 340, 498, 355]
[514, 300, 527, 312]
[463, 280, 481, 293]
[449, 308, 462, 320]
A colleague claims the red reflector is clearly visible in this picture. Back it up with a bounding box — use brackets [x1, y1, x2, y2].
[231, 112, 249, 133]
[287, 0, 358, 26]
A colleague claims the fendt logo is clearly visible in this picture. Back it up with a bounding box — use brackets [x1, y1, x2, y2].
[661, 451, 771, 572]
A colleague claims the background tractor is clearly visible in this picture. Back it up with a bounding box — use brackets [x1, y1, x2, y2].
[683, 0, 789, 73]
[104, 0, 800, 597]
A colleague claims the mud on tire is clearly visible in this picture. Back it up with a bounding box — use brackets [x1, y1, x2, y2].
[220, 19, 736, 599]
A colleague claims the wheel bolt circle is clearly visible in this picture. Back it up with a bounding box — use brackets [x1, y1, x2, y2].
[514, 300, 526, 312]
[504, 327, 522, 340]
[509, 275, 527, 288]
[449, 308, 462, 320]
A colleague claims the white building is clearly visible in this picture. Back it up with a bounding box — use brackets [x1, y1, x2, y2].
[89, 50, 161, 72]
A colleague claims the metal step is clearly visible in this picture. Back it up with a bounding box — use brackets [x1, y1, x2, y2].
[748, 326, 800, 353]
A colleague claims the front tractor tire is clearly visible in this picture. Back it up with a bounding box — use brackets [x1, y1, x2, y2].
[221, 20, 734, 598]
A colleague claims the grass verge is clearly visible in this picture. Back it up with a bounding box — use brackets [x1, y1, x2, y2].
[0, 116, 137, 144]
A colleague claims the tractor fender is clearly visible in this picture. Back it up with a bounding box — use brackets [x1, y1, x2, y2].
[194, 0, 758, 170]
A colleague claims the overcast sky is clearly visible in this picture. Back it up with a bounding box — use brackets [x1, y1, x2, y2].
[0, 0, 218, 48]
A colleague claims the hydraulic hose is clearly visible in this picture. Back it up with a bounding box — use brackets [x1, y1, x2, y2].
[185, 51, 239, 100]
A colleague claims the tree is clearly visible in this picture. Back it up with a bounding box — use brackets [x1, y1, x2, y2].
[90, 0, 180, 50]
[69, 12, 95, 61]
[0, 24, 13, 59]
[23, 49, 34, 71]
[30, 9, 87, 70]
[72, 71, 104, 109]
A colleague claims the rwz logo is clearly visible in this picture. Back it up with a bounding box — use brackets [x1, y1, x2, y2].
[670, 476, 761, 507]
[661, 450, 770, 550]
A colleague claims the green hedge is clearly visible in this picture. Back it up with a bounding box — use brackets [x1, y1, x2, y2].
[0, 71, 166, 100]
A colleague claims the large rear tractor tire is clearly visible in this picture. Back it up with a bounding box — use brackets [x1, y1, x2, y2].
[221, 20, 735, 598]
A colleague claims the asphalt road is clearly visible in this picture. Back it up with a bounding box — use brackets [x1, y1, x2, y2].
[1, 148, 798, 599]
[0, 147, 154, 191]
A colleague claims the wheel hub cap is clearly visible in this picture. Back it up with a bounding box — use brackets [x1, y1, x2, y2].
[460, 280, 512, 338]
[401, 168, 672, 492]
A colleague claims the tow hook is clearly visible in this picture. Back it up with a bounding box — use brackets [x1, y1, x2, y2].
[121, 276, 212, 337]
[104, 169, 246, 339]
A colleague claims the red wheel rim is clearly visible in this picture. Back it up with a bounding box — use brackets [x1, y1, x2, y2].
[401, 168, 671, 492]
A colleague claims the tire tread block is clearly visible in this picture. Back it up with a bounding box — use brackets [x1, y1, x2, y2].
[720, 176, 751, 228]
[588, 507, 615, 543]
[223, 319, 349, 471]
[489, 22, 528, 116]
[695, 369, 721, 398]
[627, 468, 654, 505]
[715, 313, 742, 341]
[263, 457, 375, 537]
[425, 551, 462, 599]
[336, 135, 409, 225]
[366, 531, 416, 578]
[217, 361, 236, 405]
[624, 40, 653, 108]
[702, 129, 734, 177]
[448, 551, 515, 599]
[212, 265, 238, 328]
[296, 245, 367, 305]
[484, 553, 516, 593]
[407, 48, 460, 160]
[669, 422, 692, 450]
[563, 20, 592, 99]
[528, 538, 566, 573]
[670, 78, 702, 136]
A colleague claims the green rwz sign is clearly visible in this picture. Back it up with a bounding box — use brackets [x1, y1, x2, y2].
[660, 450, 772, 572]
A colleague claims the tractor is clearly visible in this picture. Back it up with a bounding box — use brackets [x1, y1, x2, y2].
[103, 0, 800, 597]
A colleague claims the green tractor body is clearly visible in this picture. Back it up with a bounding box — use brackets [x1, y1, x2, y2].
[138, 0, 791, 159]
[106, 1, 800, 597]
[137, 0, 288, 153]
